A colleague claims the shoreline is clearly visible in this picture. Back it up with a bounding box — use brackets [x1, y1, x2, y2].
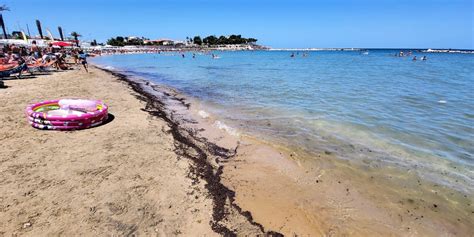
[97, 67, 283, 236]
[93, 61, 473, 235]
[1, 63, 472, 235]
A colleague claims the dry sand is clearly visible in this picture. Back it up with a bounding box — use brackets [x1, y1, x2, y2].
[0, 67, 273, 236]
[1, 65, 472, 236]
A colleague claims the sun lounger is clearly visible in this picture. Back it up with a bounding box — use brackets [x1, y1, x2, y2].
[0, 63, 27, 78]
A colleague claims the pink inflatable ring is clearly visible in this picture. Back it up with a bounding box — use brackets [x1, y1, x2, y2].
[28, 118, 107, 131]
[27, 113, 108, 126]
[25, 99, 108, 130]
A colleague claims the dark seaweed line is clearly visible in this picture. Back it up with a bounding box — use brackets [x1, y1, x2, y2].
[97, 67, 283, 237]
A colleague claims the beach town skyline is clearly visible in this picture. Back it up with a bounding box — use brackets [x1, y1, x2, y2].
[1, 0, 472, 49]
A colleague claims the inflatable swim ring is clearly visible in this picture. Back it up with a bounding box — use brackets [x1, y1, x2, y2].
[25, 99, 108, 130]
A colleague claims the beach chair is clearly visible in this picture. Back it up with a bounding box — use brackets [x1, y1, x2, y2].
[28, 60, 57, 73]
[0, 63, 28, 78]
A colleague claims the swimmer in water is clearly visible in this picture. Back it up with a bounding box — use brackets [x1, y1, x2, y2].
[422, 56, 427, 61]
[290, 53, 295, 58]
[412, 56, 417, 61]
[181, 53, 185, 58]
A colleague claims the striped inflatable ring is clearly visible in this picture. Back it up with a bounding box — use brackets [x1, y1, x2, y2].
[26, 99, 108, 121]
[28, 117, 107, 131]
[25, 99, 109, 131]
[27, 113, 108, 126]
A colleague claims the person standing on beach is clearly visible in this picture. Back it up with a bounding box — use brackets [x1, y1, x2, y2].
[71, 49, 79, 64]
[30, 40, 41, 59]
[78, 50, 89, 73]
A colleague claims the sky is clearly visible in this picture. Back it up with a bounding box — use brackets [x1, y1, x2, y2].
[1, 0, 473, 49]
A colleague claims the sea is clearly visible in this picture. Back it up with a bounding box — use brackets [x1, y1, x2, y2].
[91, 49, 474, 194]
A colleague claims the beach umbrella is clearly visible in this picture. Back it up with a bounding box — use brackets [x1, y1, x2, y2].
[52, 41, 73, 47]
[36, 20, 43, 39]
[21, 31, 28, 42]
[58, 26, 64, 41]
[0, 14, 7, 39]
[46, 28, 55, 40]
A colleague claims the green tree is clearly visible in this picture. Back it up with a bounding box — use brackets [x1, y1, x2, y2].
[193, 36, 202, 45]
[217, 35, 228, 44]
[0, 4, 9, 11]
[247, 38, 258, 43]
[203, 35, 217, 45]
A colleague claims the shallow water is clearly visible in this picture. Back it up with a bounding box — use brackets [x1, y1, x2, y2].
[91, 50, 474, 193]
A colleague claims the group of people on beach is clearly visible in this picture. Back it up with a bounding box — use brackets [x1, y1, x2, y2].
[0, 41, 91, 78]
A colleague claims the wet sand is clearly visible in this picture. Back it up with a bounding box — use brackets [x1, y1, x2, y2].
[1, 66, 472, 236]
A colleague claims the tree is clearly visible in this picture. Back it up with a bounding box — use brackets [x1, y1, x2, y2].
[203, 35, 217, 45]
[0, 4, 9, 11]
[201, 35, 256, 46]
[106, 36, 125, 46]
[217, 35, 228, 45]
[71, 31, 81, 46]
[247, 38, 258, 43]
[193, 36, 202, 45]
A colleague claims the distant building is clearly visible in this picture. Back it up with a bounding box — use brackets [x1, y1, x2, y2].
[143, 39, 175, 46]
[124, 36, 140, 42]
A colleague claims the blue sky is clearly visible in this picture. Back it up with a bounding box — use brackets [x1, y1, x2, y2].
[1, 0, 472, 49]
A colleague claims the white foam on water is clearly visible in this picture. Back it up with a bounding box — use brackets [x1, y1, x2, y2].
[198, 110, 210, 119]
[438, 100, 447, 104]
[214, 120, 240, 136]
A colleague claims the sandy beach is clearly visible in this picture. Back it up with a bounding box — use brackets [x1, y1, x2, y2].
[1, 65, 472, 236]
[0, 67, 274, 236]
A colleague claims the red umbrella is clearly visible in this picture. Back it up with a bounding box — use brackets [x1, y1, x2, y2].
[51, 41, 73, 47]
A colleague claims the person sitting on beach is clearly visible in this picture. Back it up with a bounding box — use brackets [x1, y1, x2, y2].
[46, 43, 55, 55]
[56, 54, 70, 70]
[10, 44, 20, 57]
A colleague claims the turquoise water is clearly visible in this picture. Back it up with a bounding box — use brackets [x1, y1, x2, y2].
[91, 50, 474, 192]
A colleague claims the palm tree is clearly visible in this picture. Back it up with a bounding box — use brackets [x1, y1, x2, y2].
[0, 4, 9, 11]
[70, 31, 81, 46]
